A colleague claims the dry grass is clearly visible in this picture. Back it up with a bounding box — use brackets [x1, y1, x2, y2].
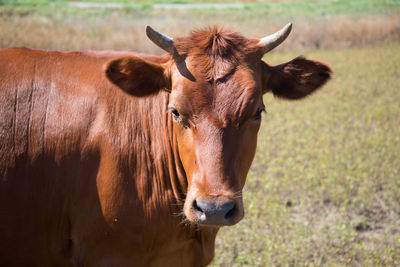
[0, 5, 399, 54]
[284, 14, 400, 50]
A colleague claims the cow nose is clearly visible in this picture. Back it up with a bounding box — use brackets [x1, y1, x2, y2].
[192, 198, 236, 226]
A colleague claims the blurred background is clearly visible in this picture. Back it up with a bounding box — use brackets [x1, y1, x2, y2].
[1, 0, 399, 265]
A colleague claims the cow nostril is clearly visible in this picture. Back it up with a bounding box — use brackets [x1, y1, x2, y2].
[224, 203, 236, 221]
[192, 200, 203, 213]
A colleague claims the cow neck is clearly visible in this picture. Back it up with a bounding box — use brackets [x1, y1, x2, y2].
[98, 87, 186, 220]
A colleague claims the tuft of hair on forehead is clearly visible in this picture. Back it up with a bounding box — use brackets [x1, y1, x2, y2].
[174, 26, 257, 82]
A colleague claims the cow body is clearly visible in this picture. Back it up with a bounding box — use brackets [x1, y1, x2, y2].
[0, 48, 215, 266]
[0, 26, 330, 266]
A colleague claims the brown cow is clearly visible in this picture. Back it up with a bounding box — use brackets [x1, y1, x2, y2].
[0, 24, 330, 266]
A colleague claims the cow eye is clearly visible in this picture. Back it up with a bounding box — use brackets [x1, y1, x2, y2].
[168, 104, 190, 128]
[253, 105, 266, 121]
[171, 109, 180, 119]
[168, 105, 181, 121]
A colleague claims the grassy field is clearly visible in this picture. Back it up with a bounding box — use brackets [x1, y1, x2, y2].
[213, 43, 400, 266]
[1, 1, 399, 266]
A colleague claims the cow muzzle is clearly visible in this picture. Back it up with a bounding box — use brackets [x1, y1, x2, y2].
[190, 195, 243, 226]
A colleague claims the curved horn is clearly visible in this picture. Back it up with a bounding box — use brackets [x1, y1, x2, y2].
[146, 26, 175, 54]
[258, 22, 292, 54]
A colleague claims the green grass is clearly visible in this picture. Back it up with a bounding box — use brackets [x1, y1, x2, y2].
[211, 43, 400, 266]
[245, 0, 400, 18]
[1, 0, 399, 19]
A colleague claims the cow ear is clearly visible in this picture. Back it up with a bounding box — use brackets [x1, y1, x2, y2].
[105, 56, 170, 97]
[262, 57, 331, 99]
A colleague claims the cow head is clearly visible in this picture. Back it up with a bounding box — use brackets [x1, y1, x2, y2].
[106, 24, 331, 227]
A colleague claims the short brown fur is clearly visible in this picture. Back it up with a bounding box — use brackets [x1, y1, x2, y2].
[174, 27, 259, 82]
